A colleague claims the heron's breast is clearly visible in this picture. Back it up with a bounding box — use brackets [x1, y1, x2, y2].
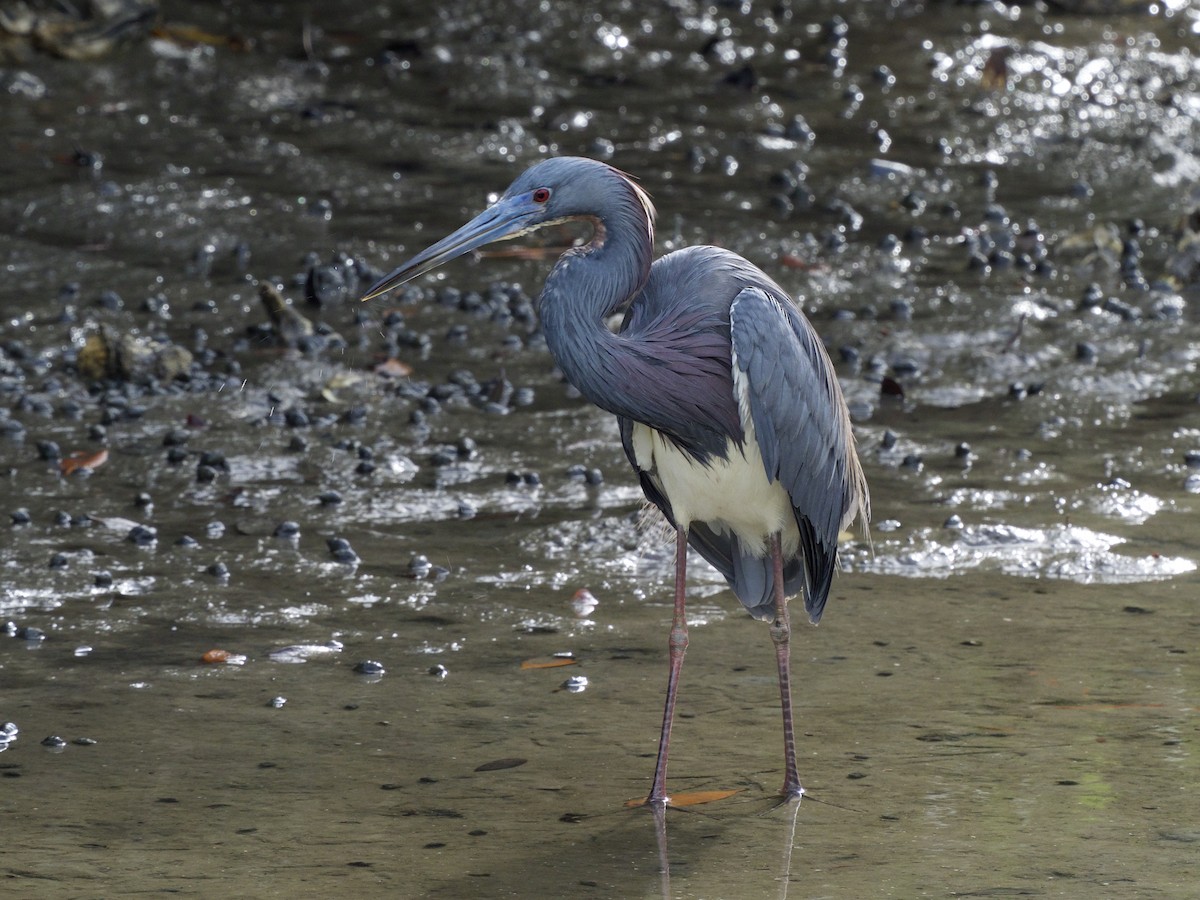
[630, 424, 798, 558]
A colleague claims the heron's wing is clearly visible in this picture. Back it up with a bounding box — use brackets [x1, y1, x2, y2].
[729, 286, 865, 623]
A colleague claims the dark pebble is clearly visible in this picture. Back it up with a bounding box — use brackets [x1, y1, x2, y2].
[11, 508, 31, 526]
[53, 510, 71, 527]
[127, 525, 157, 546]
[428, 664, 449, 679]
[195, 464, 217, 483]
[175, 535, 200, 548]
[317, 491, 343, 506]
[585, 468, 604, 486]
[18, 626, 46, 642]
[284, 407, 310, 428]
[134, 492, 153, 508]
[305, 263, 349, 306]
[41, 735, 66, 748]
[206, 562, 230, 578]
[273, 521, 301, 539]
[73, 737, 98, 746]
[327, 537, 359, 564]
[94, 570, 113, 587]
[48, 552, 69, 569]
[408, 554, 432, 578]
[353, 660, 386, 675]
[429, 450, 455, 467]
[199, 451, 229, 470]
[37, 440, 61, 461]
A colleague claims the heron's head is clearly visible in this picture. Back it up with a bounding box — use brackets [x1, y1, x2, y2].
[361, 157, 653, 302]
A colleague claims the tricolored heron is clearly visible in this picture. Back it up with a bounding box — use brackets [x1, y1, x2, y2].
[362, 157, 869, 806]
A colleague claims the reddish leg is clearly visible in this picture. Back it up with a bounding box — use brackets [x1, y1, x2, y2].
[647, 526, 690, 806]
[769, 532, 804, 798]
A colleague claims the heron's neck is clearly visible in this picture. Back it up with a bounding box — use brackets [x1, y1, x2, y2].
[538, 199, 654, 418]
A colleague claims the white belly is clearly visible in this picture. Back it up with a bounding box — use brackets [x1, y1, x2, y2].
[630, 423, 799, 559]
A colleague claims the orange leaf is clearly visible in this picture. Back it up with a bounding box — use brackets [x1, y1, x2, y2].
[479, 244, 576, 261]
[520, 657, 578, 670]
[60, 449, 109, 476]
[201, 649, 231, 664]
[374, 358, 413, 378]
[623, 788, 742, 809]
[779, 253, 811, 270]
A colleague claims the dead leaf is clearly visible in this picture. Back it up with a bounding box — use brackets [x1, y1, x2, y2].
[474, 757, 527, 772]
[520, 657, 578, 670]
[374, 358, 413, 378]
[60, 449, 108, 476]
[779, 253, 815, 270]
[623, 788, 742, 809]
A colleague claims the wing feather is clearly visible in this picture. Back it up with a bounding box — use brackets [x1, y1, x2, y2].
[730, 286, 867, 622]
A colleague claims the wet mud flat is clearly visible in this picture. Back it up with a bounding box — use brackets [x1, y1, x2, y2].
[2, 1, 1199, 897]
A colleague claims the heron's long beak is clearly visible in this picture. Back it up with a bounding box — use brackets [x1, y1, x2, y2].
[361, 194, 540, 302]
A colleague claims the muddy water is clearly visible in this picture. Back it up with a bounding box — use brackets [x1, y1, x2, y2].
[2, 1, 1199, 897]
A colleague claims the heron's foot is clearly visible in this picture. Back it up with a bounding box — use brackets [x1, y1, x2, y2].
[780, 779, 805, 801]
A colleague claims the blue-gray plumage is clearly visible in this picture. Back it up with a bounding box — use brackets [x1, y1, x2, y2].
[362, 156, 869, 806]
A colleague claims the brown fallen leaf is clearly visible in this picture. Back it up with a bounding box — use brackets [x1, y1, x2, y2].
[152, 24, 253, 52]
[201, 649, 231, 664]
[374, 358, 413, 378]
[623, 788, 742, 809]
[60, 449, 108, 476]
[474, 757, 527, 772]
[479, 243, 577, 260]
[779, 253, 816, 270]
[520, 657, 578, 670]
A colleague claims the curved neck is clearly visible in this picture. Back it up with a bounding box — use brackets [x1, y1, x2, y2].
[538, 180, 654, 418]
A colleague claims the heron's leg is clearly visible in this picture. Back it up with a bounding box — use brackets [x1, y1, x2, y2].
[768, 532, 803, 798]
[647, 525, 690, 806]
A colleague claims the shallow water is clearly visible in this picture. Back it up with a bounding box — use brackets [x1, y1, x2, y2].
[2, 1, 1199, 897]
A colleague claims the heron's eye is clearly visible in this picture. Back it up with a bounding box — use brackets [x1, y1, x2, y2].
[532, 188, 551, 204]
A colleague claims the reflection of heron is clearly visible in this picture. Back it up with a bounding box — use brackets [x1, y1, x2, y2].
[363, 157, 869, 806]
